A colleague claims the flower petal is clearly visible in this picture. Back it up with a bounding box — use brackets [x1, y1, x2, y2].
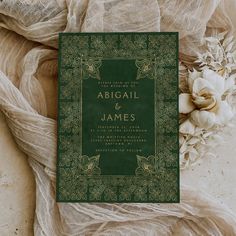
[188, 69, 202, 92]
[192, 78, 216, 94]
[224, 74, 236, 91]
[202, 68, 225, 95]
[192, 78, 219, 111]
[215, 101, 234, 125]
[179, 119, 195, 135]
[188, 147, 199, 162]
[190, 110, 216, 129]
[179, 93, 195, 114]
[179, 134, 185, 145]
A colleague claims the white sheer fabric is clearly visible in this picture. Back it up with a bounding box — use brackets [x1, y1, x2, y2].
[0, 0, 236, 235]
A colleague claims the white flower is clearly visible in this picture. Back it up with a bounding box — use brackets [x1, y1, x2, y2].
[179, 68, 234, 129]
[179, 33, 236, 168]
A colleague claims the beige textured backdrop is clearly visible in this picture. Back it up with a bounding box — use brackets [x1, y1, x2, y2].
[1, 0, 236, 235]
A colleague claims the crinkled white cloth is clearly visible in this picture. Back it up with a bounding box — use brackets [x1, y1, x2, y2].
[0, 0, 236, 235]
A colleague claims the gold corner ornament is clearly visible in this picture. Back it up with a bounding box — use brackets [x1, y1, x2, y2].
[80, 58, 102, 80]
[76, 154, 101, 176]
[135, 155, 159, 176]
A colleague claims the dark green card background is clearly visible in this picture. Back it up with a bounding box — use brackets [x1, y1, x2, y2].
[57, 32, 179, 203]
[82, 59, 155, 175]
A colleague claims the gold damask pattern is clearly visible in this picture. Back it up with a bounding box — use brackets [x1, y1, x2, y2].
[60, 33, 177, 62]
[57, 33, 179, 202]
[58, 169, 178, 202]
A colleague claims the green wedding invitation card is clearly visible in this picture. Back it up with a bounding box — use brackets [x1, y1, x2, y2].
[57, 32, 179, 203]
